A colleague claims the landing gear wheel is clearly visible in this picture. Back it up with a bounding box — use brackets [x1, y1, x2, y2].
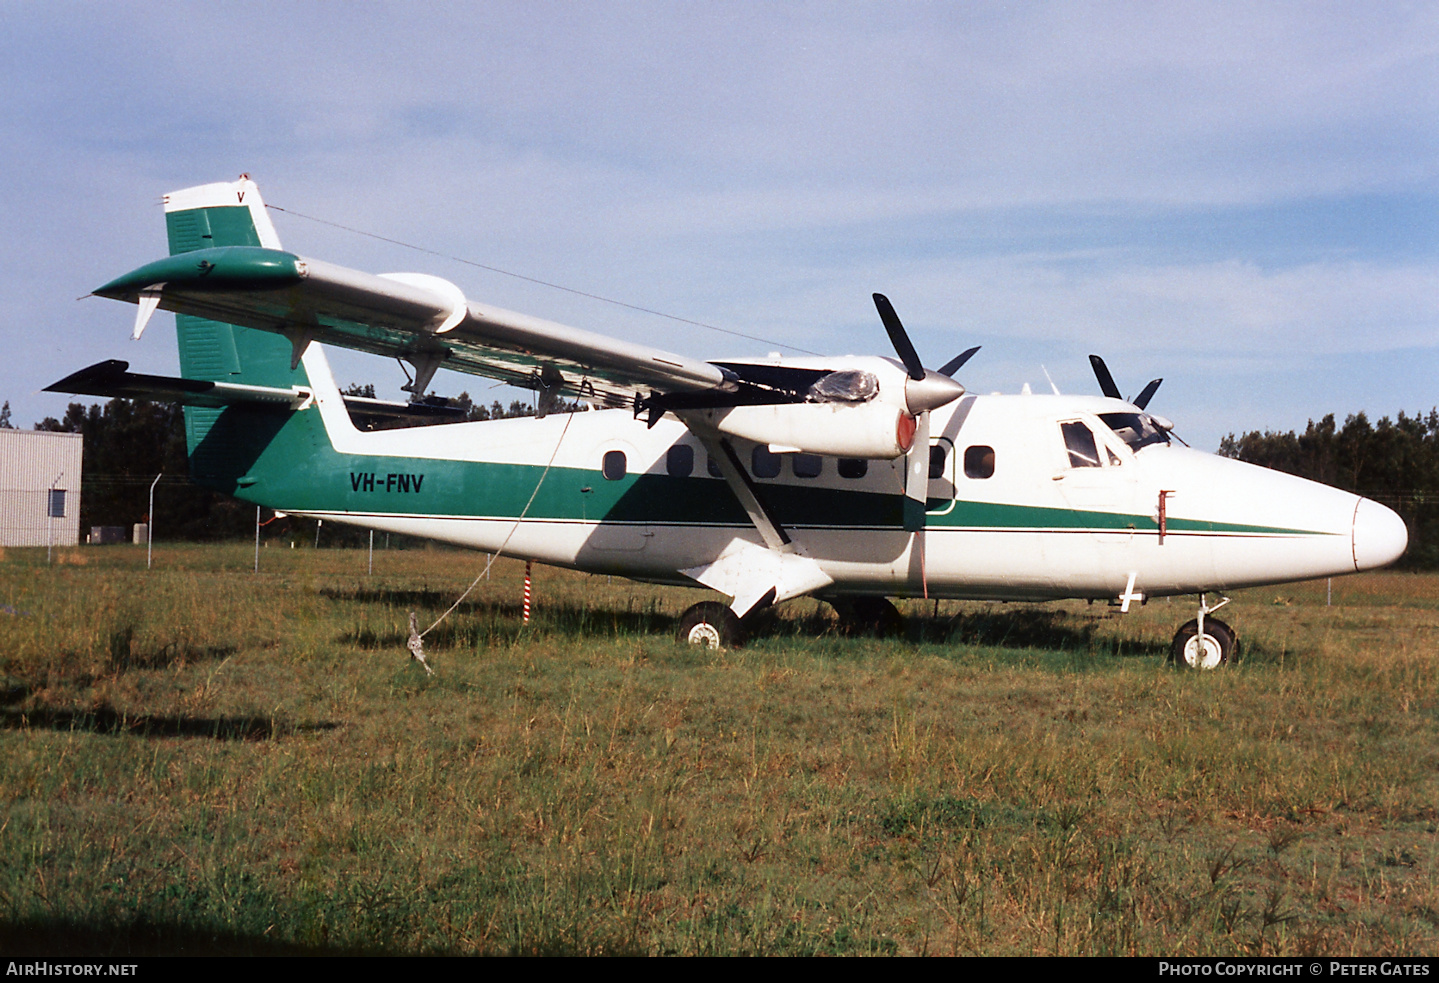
[830, 597, 905, 638]
[678, 602, 744, 649]
[1170, 618, 1235, 670]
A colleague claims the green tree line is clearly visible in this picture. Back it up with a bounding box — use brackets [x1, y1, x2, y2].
[1219, 410, 1439, 569]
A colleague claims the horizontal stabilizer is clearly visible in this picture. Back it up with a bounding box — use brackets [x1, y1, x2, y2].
[46, 360, 311, 410]
[47, 359, 467, 425]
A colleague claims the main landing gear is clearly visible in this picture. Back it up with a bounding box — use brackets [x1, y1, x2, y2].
[677, 601, 745, 649]
[1169, 595, 1237, 670]
[677, 595, 908, 648]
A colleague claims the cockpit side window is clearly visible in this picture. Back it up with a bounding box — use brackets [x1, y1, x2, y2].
[1060, 421, 1102, 468]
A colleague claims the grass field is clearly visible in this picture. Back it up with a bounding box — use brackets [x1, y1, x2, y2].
[1, 542, 1435, 955]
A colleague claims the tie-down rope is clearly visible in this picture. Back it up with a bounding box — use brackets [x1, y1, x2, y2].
[406, 410, 576, 675]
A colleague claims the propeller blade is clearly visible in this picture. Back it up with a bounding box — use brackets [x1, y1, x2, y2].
[1088, 355, 1122, 399]
[903, 410, 930, 532]
[937, 346, 981, 378]
[873, 293, 925, 381]
[1133, 378, 1162, 410]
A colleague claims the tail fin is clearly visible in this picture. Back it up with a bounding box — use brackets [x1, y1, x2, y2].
[165, 178, 297, 394]
[162, 178, 327, 492]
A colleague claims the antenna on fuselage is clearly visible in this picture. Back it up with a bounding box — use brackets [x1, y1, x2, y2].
[1041, 365, 1061, 395]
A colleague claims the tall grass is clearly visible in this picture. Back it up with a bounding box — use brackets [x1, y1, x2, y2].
[1, 545, 1435, 954]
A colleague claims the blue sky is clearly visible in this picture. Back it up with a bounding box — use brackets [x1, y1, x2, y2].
[2, 1, 1435, 450]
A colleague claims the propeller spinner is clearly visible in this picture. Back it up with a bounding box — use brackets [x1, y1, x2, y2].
[872, 294, 974, 532]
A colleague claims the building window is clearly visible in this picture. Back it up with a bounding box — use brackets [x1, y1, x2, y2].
[666, 445, 693, 477]
[602, 450, 627, 480]
[964, 445, 995, 479]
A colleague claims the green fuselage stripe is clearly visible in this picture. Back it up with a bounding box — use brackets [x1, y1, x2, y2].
[207, 405, 1333, 539]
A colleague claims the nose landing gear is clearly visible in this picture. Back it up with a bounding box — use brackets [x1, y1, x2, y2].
[1170, 594, 1236, 669]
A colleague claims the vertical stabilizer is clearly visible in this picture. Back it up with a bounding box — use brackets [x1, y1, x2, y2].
[160, 178, 327, 492]
[165, 177, 295, 393]
[164, 177, 282, 252]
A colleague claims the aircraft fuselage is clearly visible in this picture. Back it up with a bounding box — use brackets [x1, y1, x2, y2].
[252, 347, 1406, 606]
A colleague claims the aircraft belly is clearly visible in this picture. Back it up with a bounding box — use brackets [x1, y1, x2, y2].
[579, 522, 652, 553]
[917, 528, 1059, 594]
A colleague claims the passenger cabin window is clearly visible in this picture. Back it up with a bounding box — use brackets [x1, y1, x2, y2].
[1060, 422, 1102, 468]
[838, 458, 868, 479]
[602, 450, 627, 480]
[752, 446, 781, 479]
[707, 454, 723, 478]
[666, 445, 694, 477]
[964, 445, 995, 479]
[792, 454, 822, 478]
[928, 445, 947, 480]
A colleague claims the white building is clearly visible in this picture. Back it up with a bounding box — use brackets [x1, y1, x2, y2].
[0, 429, 83, 547]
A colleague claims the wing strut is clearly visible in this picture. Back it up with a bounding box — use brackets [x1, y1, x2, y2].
[401, 350, 449, 399]
[681, 420, 790, 552]
[676, 413, 833, 616]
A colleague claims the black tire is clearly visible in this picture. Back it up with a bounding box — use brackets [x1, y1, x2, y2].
[830, 596, 905, 638]
[1170, 618, 1236, 670]
[678, 601, 744, 649]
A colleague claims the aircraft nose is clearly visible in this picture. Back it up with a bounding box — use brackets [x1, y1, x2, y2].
[1352, 498, 1408, 571]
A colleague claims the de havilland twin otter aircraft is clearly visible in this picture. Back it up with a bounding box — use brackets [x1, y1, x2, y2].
[50, 177, 1409, 668]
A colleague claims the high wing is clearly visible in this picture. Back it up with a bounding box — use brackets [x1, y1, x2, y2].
[94, 245, 738, 411]
[93, 246, 968, 428]
[88, 178, 967, 466]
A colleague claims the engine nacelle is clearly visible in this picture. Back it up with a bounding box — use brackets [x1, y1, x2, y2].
[693, 401, 913, 459]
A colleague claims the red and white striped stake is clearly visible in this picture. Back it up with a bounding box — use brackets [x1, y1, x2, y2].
[523, 560, 532, 623]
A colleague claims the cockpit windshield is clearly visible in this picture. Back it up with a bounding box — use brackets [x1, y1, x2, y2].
[1099, 412, 1171, 452]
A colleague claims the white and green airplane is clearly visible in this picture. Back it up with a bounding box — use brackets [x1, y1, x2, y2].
[50, 177, 1408, 667]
